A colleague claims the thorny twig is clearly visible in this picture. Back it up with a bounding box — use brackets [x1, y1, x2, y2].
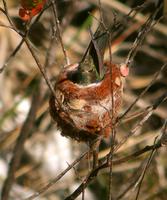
[24, 151, 88, 200]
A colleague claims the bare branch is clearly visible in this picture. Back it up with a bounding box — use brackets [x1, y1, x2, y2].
[1, 84, 41, 200]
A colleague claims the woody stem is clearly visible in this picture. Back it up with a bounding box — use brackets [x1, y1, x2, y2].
[91, 138, 101, 169]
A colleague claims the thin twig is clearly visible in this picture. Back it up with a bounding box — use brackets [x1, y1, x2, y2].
[64, 92, 167, 200]
[135, 138, 157, 200]
[43, 23, 57, 69]
[50, 0, 70, 65]
[107, 16, 115, 200]
[115, 125, 165, 200]
[65, 167, 99, 200]
[65, 137, 163, 200]
[0, 23, 15, 31]
[0, 39, 24, 73]
[24, 151, 88, 200]
[119, 63, 167, 121]
[2, 0, 14, 27]
[1, 84, 41, 200]
[160, 120, 167, 146]
[24, 38, 56, 96]
[115, 162, 145, 200]
[0, 2, 56, 96]
[125, 4, 162, 66]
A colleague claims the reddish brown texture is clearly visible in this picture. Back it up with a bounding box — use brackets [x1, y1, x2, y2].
[49, 62, 127, 142]
[19, 0, 46, 21]
[57, 63, 121, 100]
